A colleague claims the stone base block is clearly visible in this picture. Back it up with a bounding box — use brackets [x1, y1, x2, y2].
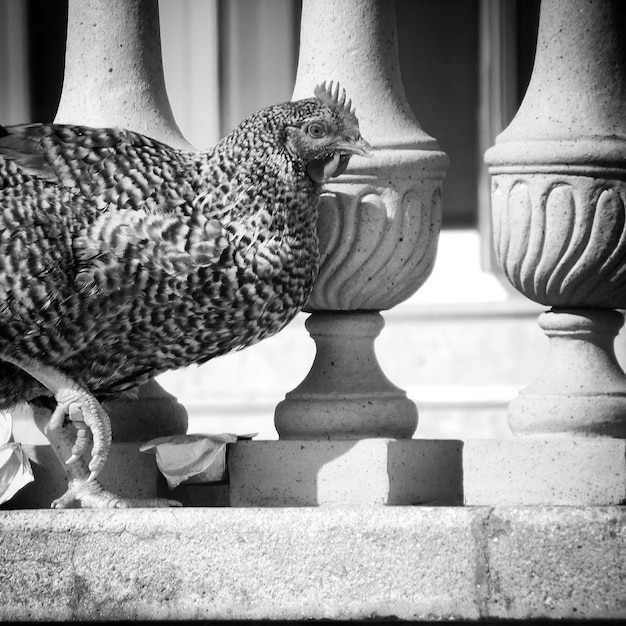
[229, 438, 463, 506]
[464, 438, 626, 505]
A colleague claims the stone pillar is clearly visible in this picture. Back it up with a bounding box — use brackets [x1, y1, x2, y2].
[466, 0, 626, 505]
[8, 0, 189, 507]
[55, 0, 191, 150]
[230, 0, 460, 506]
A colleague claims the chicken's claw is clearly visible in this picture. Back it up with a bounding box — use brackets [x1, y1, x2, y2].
[0, 356, 114, 485]
[51, 480, 182, 509]
[48, 386, 112, 482]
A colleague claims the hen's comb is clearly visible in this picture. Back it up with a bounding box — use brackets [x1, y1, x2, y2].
[314, 81, 356, 119]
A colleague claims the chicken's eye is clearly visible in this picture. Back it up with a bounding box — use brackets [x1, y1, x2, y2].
[306, 122, 327, 139]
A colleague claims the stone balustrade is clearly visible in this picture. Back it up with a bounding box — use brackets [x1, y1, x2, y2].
[5, 0, 625, 511]
[1, 0, 625, 621]
[3, 0, 624, 511]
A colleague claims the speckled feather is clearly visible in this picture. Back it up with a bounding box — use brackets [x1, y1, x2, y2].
[0, 92, 364, 406]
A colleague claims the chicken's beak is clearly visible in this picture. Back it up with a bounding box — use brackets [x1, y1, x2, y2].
[306, 137, 373, 184]
[333, 136, 374, 158]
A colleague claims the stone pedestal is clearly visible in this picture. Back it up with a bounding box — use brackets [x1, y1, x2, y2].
[508, 309, 626, 438]
[275, 312, 417, 440]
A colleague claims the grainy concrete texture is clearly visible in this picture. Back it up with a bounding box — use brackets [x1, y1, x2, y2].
[229, 439, 463, 506]
[0, 506, 624, 622]
[464, 438, 626, 505]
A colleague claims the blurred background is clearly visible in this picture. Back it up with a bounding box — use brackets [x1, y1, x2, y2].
[0, 0, 556, 440]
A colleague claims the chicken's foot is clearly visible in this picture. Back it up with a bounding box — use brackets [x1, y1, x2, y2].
[47, 383, 111, 480]
[32, 402, 181, 508]
[0, 354, 111, 480]
[51, 478, 182, 509]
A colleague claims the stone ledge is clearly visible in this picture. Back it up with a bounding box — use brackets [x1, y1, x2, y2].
[0, 506, 624, 622]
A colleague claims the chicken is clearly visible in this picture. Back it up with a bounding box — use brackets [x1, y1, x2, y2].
[0, 82, 371, 508]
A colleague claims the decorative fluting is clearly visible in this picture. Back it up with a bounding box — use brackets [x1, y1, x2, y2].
[308, 180, 442, 311]
[492, 176, 626, 308]
[486, 0, 626, 314]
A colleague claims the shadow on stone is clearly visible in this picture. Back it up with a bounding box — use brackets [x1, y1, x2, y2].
[387, 439, 464, 505]
[229, 439, 464, 506]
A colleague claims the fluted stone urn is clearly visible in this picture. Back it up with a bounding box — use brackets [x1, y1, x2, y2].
[485, 0, 626, 438]
[274, 0, 449, 441]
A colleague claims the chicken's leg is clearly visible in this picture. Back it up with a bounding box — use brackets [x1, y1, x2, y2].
[1, 355, 111, 478]
[2, 354, 180, 508]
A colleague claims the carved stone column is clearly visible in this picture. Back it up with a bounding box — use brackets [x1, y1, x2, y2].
[230, 0, 461, 506]
[10, 0, 188, 507]
[466, 0, 626, 505]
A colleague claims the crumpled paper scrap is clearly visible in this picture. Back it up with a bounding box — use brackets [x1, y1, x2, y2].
[0, 411, 34, 505]
[140, 433, 255, 489]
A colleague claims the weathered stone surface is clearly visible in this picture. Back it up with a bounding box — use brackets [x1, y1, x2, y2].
[229, 439, 463, 506]
[485, 507, 626, 620]
[0, 507, 624, 621]
[0, 508, 481, 621]
[56, 0, 191, 149]
[275, 313, 418, 440]
[464, 438, 626, 505]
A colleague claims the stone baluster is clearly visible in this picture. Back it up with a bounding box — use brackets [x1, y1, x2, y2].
[278, 0, 449, 441]
[11, 0, 188, 508]
[229, 0, 460, 506]
[466, 0, 626, 505]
